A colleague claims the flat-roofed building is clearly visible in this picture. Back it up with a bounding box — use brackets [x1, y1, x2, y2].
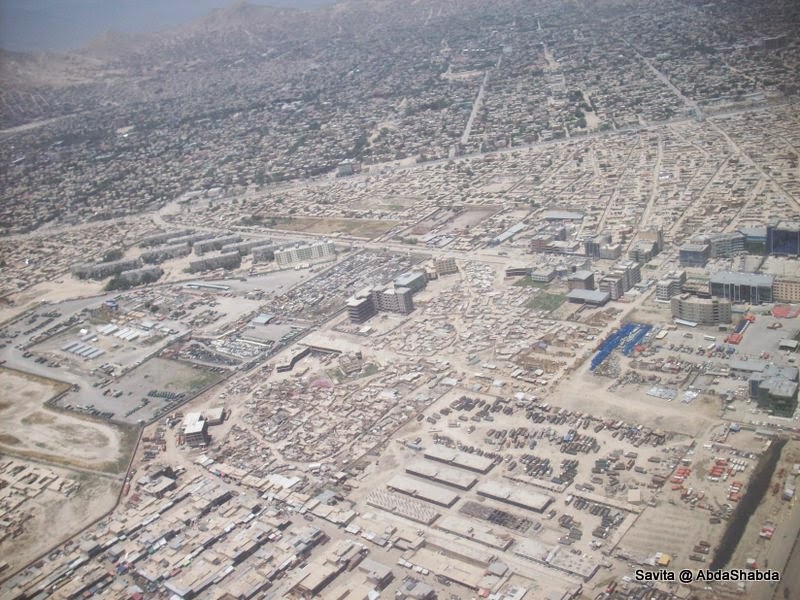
[187, 252, 241, 273]
[670, 294, 732, 325]
[682, 277, 711, 298]
[679, 243, 710, 267]
[543, 210, 583, 221]
[599, 244, 622, 260]
[506, 266, 531, 277]
[374, 286, 414, 314]
[346, 289, 377, 323]
[599, 275, 624, 300]
[140, 243, 191, 264]
[167, 231, 216, 246]
[184, 413, 209, 447]
[628, 241, 653, 264]
[530, 233, 553, 253]
[741, 226, 767, 255]
[476, 482, 553, 513]
[293, 562, 343, 597]
[139, 229, 193, 247]
[753, 377, 798, 416]
[629, 229, 663, 264]
[434, 257, 458, 275]
[748, 363, 799, 417]
[530, 268, 556, 283]
[566, 289, 610, 306]
[251, 245, 276, 263]
[489, 222, 526, 246]
[220, 239, 271, 256]
[773, 278, 800, 303]
[434, 515, 513, 550]
[394, 271, 427, 293]
[118, 266, 163, 286]
[567, 270, 595, 290]
[640, 228, 664, 253]
[205, 407, 225, 426]
[423, 446, 495, 474]
[356, 558, 393, 589]
[767, 221, 800, 256]
[656, 271, 686, 301]
[612, 260, 641, 291]
[709, 271, 774, 304]
[698, 231, 745, 258]
[194, 234, 242, 256]
[584, 233, 611, 258]
[274, 240, 335, 267]
[404, 462, 478, 490]
[71, 257, 142, 280]
[386, 475, 460, 508]
[396, 578, 436, 600]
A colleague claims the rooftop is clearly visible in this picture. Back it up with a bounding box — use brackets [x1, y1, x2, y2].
[709, 271, 774, 287]
[567, 289, 610, 303]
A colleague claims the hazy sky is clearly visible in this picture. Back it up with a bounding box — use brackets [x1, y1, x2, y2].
[0, 0, 333, 52]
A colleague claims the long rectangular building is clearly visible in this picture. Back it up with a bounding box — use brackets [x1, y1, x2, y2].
[405, 462, 478, 490]
[139, 229, 194, 247]
[386, 475, 460, 508]
[773, 278, 800, 303]
[475, 482, 553, 513]
[194, 235, 242, 256]
[71, 258, 142, 280]
[187, 252, 242, 273]
[709, 271, 774, 304]
[140, 243, 191, 264]
[423, 446, 495, 474]
[274, 241, 335, 267]
[434, 515, 513, 550]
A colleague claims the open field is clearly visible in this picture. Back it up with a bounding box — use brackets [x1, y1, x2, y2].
[351, 195, 419, 212]
[527, 291, 567, 313]
[0, 278, 105, 324]
[437, 207, 497, 233]
[552, 366, 719, 437]
[0, 367, 126, 471]
[272, 216, 396, 238]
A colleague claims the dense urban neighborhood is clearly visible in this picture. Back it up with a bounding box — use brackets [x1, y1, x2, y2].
[1, 1, 800, 599]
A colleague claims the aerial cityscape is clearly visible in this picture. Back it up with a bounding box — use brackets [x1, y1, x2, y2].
[1, 0, 800, 599]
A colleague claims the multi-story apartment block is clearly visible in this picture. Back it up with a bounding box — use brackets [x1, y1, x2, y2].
[275, 241, 336, 267]
[670, 294, 732, 325]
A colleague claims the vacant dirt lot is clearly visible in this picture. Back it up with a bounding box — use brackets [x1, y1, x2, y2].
[0, 367, 123, 470]
[274, 216, 395, 238]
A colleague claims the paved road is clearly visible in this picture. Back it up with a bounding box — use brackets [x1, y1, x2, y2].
[618, 35, 703, 120]
[460, 56, 500, 146]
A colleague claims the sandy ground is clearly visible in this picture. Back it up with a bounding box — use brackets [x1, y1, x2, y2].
[0, 278, 105, 324]
[725, 441, 800, 600]
[771, 509, 800, 600]
[0, 367, 123, 470]
[551, 366, 718, 437]
[0, 460, 118, 575]
[272, 216, 395, 238]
